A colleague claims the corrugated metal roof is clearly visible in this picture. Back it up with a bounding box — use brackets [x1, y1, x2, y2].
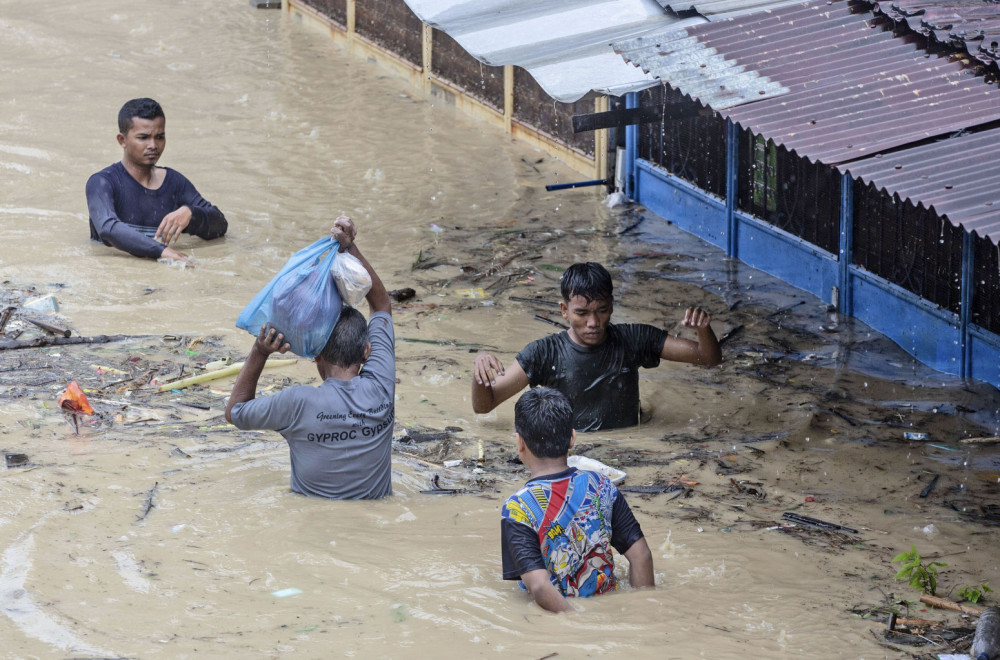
[617, 0, 1000, 161]
[402, 0, 703, 102]
[402, 0, 1000, 238]
[844, 129, 1000, 238]
[401, 0, 811, 103]
[871, 0, 1000, 66]
[657, 0, 809, 18]
[616, 0, 1000, 238]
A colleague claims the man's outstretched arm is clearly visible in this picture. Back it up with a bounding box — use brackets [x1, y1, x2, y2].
[660, 306, 722, 367]
[225, 326, 290, 424]
[471, 354, 529, 414]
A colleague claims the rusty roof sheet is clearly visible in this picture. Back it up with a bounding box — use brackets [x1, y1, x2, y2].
[615, 0, 1000, 239]
[871, 0, 1000, 66]
[843, 129, 1000, 239]
[616, 1, 1000, 162]
[617, 0, 1000, 164]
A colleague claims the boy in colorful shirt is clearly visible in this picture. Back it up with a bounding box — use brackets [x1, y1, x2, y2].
[500, 387, 654, 612]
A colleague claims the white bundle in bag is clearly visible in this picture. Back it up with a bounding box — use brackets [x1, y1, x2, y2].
[330, 250, 372, 307]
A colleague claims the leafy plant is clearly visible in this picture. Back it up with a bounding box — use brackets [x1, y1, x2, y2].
[957, 581, 993, 604]
[892, 545, 947, 595]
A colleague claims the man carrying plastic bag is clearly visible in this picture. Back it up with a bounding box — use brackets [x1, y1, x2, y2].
[225, 217, 395, 499]
[233, 219, 372, 358]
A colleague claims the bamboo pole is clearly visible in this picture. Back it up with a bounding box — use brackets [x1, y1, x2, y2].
[919, 594, 984, 615]
[155, 359, 297, 393]
[961, 436, 1000, 445]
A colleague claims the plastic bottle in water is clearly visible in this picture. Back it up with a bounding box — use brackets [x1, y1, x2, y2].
[972, 607, 1000, 660]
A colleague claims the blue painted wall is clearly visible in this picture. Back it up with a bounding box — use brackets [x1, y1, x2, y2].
[734, 212, 839, 305]
[631, 156, 1000, 389]
[636, 162, 727, 249]
[848, 269, 963, 376]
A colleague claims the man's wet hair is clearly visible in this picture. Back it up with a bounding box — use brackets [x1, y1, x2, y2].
[560, 262, 613, 304]
[118, 98, 164, 136]
[319, 306, 368, 367]
[514, 387, 574, 459]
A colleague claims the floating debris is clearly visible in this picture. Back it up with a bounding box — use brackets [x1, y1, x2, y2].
[271, 588, 303, 598]
[781, 512, 857, 534]
[4, 453, 29, 469]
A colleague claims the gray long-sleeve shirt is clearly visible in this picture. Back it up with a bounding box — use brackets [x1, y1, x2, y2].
[86, 161, 227, 258]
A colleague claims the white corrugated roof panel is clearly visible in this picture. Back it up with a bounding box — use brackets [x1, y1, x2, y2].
[403, 0, 706, 102]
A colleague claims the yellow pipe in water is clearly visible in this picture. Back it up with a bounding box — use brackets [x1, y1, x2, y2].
[156, 359, 297, 393]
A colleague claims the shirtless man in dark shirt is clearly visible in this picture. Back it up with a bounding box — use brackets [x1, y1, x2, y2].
[86, 98, 227, 264]
[472, 262, 722, 431]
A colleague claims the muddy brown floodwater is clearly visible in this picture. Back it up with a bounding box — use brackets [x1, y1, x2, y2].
[2, 1, 1000, 658]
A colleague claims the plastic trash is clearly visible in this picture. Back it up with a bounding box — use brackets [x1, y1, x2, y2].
[972, 607, 1000, 660]
[456, 288, 486, 299]
[271, 588, 302, 598]
[603, 191, 628, 208]
[58, 382, 94, 415]
[236, 238, 343, 358]
[567, 455, 626, 484]
[22, 294, 59, 313]
[329, 250, 372, 307]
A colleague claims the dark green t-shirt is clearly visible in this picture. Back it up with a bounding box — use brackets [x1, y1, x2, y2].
[515, 323, 668, 431]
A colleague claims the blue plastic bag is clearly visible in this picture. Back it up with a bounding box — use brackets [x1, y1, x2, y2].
[236, 237, 343, 358]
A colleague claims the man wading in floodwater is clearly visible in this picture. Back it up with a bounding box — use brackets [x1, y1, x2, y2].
[225, 218, 396, 499]
[86, 98, 227, 264]
[472, 262, 722, 431]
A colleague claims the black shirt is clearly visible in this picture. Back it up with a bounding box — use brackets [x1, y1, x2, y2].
[516, 323, 668, 431]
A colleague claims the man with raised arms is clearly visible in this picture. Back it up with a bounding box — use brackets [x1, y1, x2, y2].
[472, 262, 722, 431]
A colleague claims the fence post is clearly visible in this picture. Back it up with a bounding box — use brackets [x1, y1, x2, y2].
[421, 25, 433, 94]
[725, 119, 738, 258]
[503, 65, 514, 134]
[838, 172, 854, 314]
[624, 92, 638, 199]
[961, 231, 974, 378]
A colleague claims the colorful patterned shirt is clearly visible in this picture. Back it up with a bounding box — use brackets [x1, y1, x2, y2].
[500, 467, 644, 597]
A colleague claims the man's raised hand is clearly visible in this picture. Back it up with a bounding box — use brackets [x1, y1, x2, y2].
[474, 352, 505, 387]
[681, 306, 712, 329]
[255, 324, 291, 356]
[332, 215, 357, 252]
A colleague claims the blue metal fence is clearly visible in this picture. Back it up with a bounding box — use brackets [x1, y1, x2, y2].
[625, 90, 1000, 388]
